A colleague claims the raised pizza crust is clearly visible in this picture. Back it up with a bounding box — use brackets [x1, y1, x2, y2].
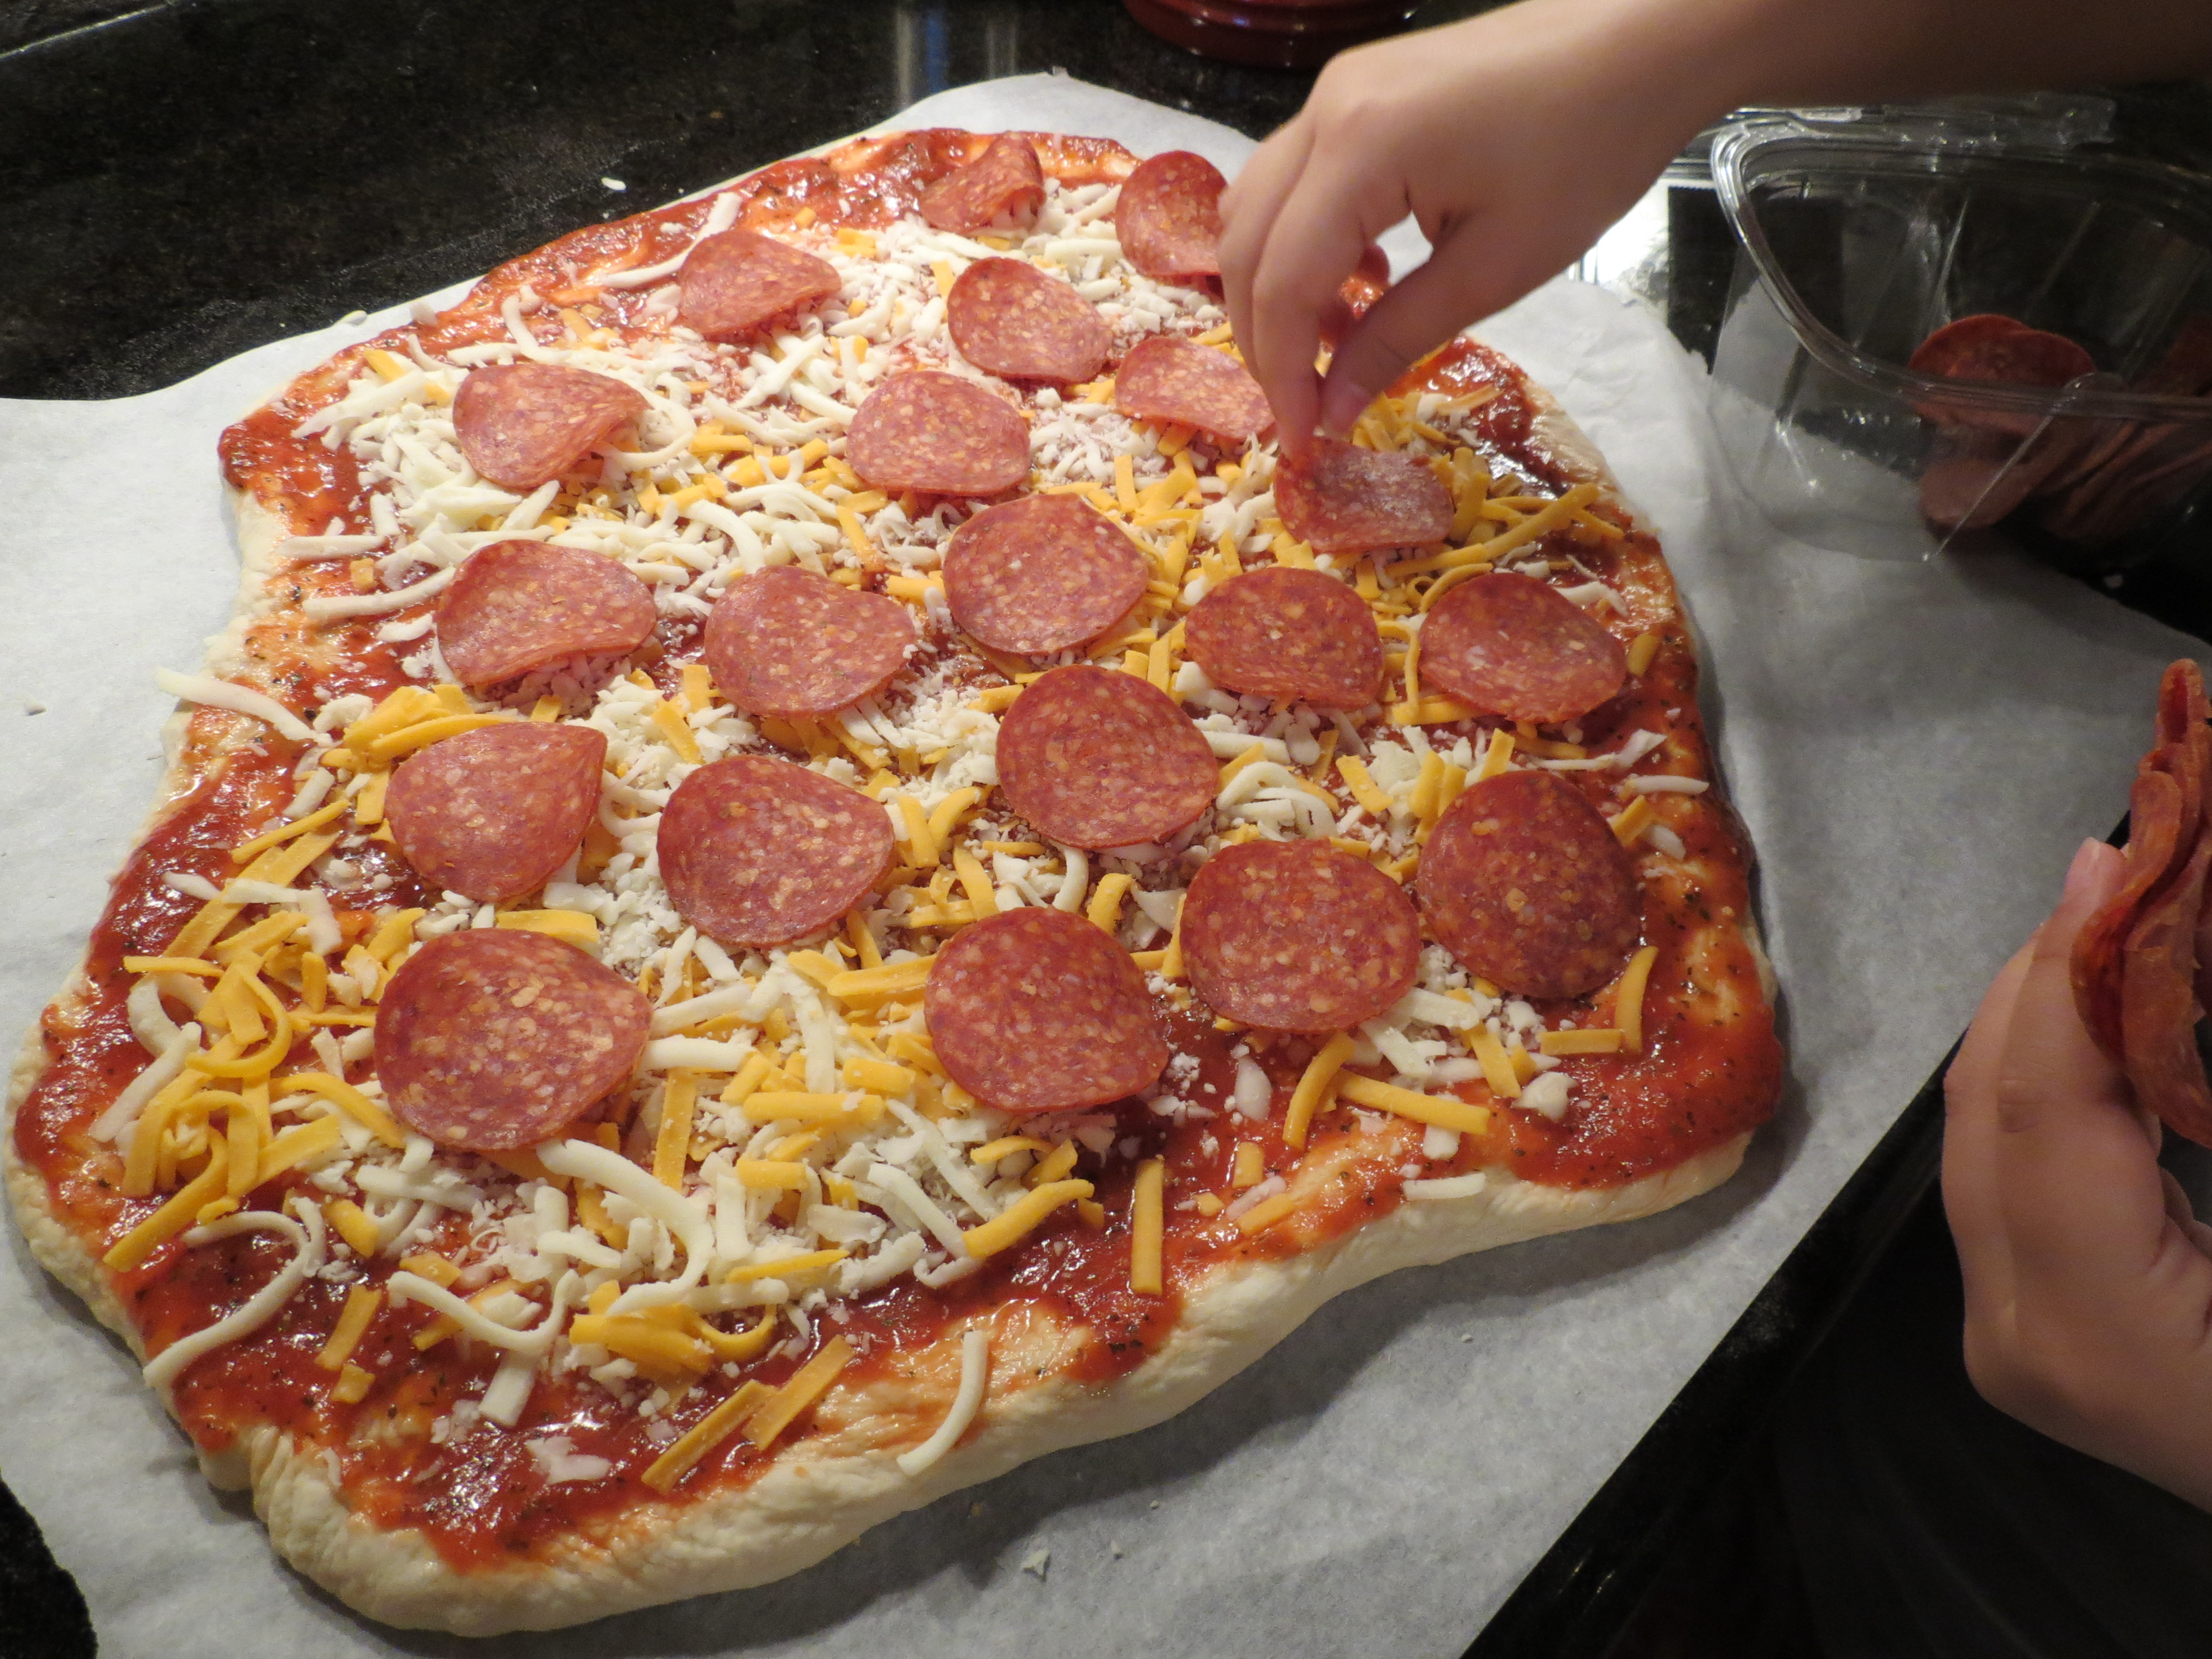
[4, 141, 1776, 1635]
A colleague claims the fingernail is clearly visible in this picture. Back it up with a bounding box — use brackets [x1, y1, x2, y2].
[2063, 837, 2105, 898]
[1319, 378, 1372, 439]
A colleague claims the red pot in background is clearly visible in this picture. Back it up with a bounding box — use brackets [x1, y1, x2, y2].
[1122, 0, 1422, 68]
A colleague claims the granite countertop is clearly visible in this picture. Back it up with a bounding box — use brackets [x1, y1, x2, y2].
[7, 3, 2212, 1655]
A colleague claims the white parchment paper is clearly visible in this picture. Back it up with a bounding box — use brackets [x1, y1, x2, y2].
[2, 74, 2204, 1659]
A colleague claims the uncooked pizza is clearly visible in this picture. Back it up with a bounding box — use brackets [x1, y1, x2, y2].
[5, 127, 1782, 1634]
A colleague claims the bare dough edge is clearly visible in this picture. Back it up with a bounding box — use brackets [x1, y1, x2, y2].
[257, 1134, 1749, 1635]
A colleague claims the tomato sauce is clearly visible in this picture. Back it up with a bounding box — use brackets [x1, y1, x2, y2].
[12, 132, 1780, 1574]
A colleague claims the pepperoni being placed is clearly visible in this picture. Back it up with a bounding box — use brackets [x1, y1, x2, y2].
[436, 540, 657, 688]
[1418, 770, 1643, 999]
[1275, 438, 1453, 558]
[919, 134, 1046, 233]
[924, 908, 1167, 1112]
[995, 665, 1218, 850]
[1420, 572, 1627, 724]
[1118, 150, 1225, 284]
[658, 755, 895, 948]
[703, 566, 915, 718]
[948, 258, 1110, 384]
[1184, 566, 1381, 708]
[377, 929, 648, 1152]
[676, 227, 842, 341]
[453, 362, 647, 491]
[385, 723, 606, 905]
[1182, 840, 1420, 1031]
[847, 371, 1029, 497]
[1113, 335, 1271, 440]
[943, 493, 1149, 654]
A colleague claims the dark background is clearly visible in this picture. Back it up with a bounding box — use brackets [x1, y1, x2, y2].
[7, 3, 2212, 1655]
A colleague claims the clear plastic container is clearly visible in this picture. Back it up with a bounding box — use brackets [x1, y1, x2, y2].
[1708, 108, 2212, 566]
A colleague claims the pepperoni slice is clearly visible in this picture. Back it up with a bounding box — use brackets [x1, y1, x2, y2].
[1118, 150, 1225, 284]
[676, 228, 842, 341]
[658, 755, 895, 948]
[1275, 438, 1453, 558]
[436, 540, 657, 688]
[924, 908, 1167, 1112]
[377, 929, 649, 1152]
[919, 134, 1046, 234]
[1113, 335, 1271, 440]
[452, 362, 647, 491]
[1420, 572, 1627, 724]
[943, 494, 1149, 655]
[1183, 567, 1381, 708]
[703, 566, 916, 718]
[996, 665, 1217, 850]
[385, 723, 606, 904]
[948, 258, 1110, 384]
[847, 372, 1030, 497]
[1183, 840, 1420, 1032]
[1908, 314, 2094, 387]
[1418, 770, 1643, 999]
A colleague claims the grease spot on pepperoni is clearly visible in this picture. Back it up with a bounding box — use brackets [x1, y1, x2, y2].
[919, 134, 1047, 233]
[703, 566, 916, 718]
[1183, 566, 1381, 708]
[1113, 335, 1271, 439]
[995, 665, 1217, 850]
[847, 371, 1030, 497]
[676, 228, 843, 340]
[436, 540, 656, 689]
[1275, 437, 1454, 559]
[1420, 572, 1627, 724]
[948, 258, 1110, 384]
[452, 363, 646, 491]
[377, 929, 649, 1152]
[1417, 770, 1642, 999]
[943, 494, 1150, 655]
[1118, 150, 1224, 284]
[925, 908, 1167, 1112]
[1183, 839, 1420, 1031]
[659, 755, 895, 948]
[385, 723, 606, 905]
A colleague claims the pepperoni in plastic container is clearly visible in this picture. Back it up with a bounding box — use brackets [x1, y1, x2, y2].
[437, 540, 657, 688]
[1275, 437, 1454, 558]
[995, 665, 1218, 850]
[1113, 335, 1272, 440]
[1420, 572, 1627, 724]
[1418, 770, 1642, 999]
[377, 928, 650, 1152]
[703, 566, 916, 718]
[385, 722, 607, 905]
[1184, 566, 1381, 707]
[676, 227, 843, 340]
[847, 371, 1030, 497]
[1118, 150, 1225, 284]
[1908, 313, 2095, 388]
[919, 134, 1047, 234]
[453, 362, 647, 491]
[925, 908, 1168, 1112]
[1183, 839, 1420, 1031]
[948, 258, 1110, 384]
[659, 755, 895, 948]
[943, 493, 1150, 654]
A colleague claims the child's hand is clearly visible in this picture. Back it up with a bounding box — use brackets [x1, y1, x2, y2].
[1217, 0, 1720, 449]
[1943, 837, 2212, 1509]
